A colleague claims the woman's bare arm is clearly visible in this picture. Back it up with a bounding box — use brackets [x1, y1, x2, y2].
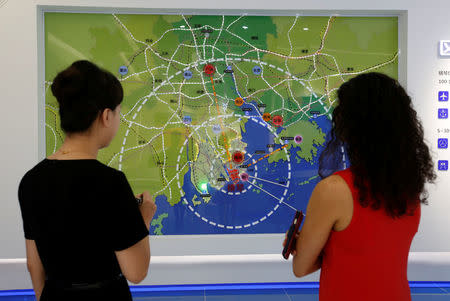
[25, 239, 45, 301]
[292, 175, 351, 277]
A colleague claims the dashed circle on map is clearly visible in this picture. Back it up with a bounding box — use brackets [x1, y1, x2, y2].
[172, 114, 292, 229]
[117, 56, 341, 230]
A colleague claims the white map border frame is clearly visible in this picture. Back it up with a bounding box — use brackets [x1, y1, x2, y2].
[36, 6, 407, 256]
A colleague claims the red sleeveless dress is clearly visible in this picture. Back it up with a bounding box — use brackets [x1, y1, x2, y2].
[319, 169, 420, 301]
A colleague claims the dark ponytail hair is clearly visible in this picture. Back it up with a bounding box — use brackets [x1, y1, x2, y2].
[319, 72, 436, 217]
[51, 60, 123, 133]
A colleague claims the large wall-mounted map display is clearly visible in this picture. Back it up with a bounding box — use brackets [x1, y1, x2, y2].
[44, 12, 398, 235]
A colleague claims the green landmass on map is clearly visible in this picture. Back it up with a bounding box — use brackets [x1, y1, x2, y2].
[151, 213, 169, 235]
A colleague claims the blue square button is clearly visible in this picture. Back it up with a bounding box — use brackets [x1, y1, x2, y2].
[438, 108, 448, 119]
[438, 138, 448, 149]
[438, 160, 449, 171]
[439, 91, 449, 102]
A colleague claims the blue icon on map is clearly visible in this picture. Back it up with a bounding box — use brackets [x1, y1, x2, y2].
[252, 66, 262, 75]
[183, 70, 193, 80]
[118, 66, 128, 76]
[212, 124, 221, 134]
[310, 111, 319, 119]
[438, 160, 449, 171]
[439, 91, 449, 102]
[439, 108, 449, 119]
[183, 115, 192, 124]
[438, 138, 448, 149]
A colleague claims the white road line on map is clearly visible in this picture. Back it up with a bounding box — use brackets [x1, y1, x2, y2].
[202, 31, 208, 59]
[281, 201, 299, 211]
[232, 62, 249, 97]
[317, 16, 333, 53]
[182, 15, 201, 61]
[285, 15, 302, 112]
[250, 180, 283, 202]
[119, 69, 150, 82]
[123, 96, 148, 117]
[226, 14, 246, 31]
[212, 16, 225, 59]
[247, 175, 288, 188]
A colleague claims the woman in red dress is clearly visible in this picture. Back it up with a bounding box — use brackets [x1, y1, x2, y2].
[286, 72, 436, 300]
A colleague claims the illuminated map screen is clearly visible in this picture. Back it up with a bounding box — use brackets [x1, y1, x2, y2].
[44, 13, 398, 235]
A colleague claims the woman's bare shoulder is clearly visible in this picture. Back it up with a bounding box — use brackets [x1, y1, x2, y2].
[314, 175, 351, 200]
[312, 174, 353, 231]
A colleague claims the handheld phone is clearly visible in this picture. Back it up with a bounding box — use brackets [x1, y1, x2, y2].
[135, 196, 143, 205]
[282, 210, 304, 260]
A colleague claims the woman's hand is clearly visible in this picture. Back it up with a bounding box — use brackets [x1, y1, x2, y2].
[136, 191, 157, 230]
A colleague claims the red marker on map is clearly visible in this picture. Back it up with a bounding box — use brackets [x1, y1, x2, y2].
[204, 64, 215, 75]
[232, 151, 244, 164]
[272, 115, 284, 127]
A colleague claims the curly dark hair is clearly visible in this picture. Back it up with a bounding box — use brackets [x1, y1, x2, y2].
[319, 72, 436, 217]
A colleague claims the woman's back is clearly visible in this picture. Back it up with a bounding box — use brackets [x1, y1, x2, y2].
[320, 168, 420, 301]
[19, 159, 149, 285]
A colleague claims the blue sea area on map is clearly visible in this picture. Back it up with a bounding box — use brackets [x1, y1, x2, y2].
[151, 114, 335, 235]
